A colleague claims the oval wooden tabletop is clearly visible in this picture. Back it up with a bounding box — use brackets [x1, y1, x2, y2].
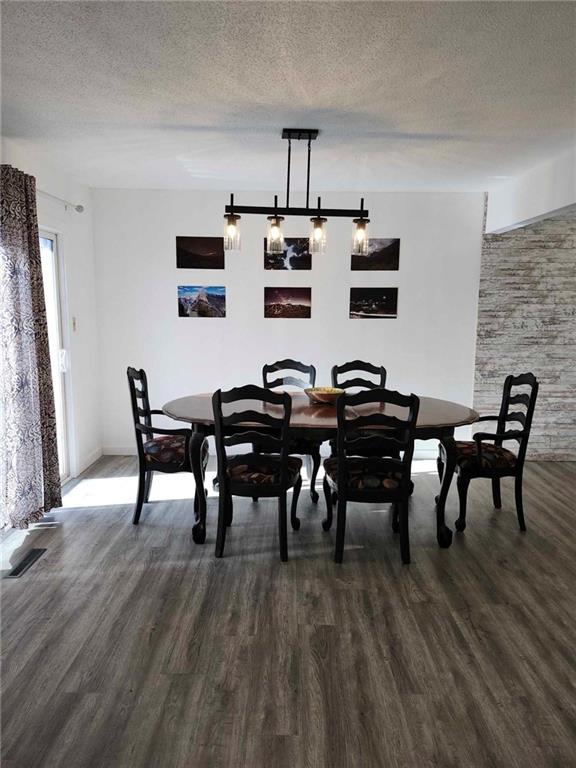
[163, 392, 478, 431]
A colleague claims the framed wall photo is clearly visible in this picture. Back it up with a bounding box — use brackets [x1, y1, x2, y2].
[351, 238, 400, 271]
[264, 287, 311, 318]
[178, 286, 226, 317]
[176, 237, 225, 269]
[349, 287, 398, 319]
[264, 237, 311, 270]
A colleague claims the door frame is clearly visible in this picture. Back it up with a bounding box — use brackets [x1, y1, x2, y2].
[39, 228, 75, 483]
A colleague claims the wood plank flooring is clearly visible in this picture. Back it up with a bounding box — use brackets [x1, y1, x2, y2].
[2, 457, 576, 767]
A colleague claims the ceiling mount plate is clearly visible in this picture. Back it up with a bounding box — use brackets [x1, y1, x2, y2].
[282, 128, 319, 141]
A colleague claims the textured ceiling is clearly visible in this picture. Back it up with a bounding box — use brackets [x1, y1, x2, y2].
[2, 1, 575, 191]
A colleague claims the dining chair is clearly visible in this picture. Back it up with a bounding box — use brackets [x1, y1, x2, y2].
[329, 359, 393, 458]
[322, 388, 420, 564]
[212, 385, 302, 561]
[252, 358, 322, 503]
[331, 359, 387, 390]
[439, 372, 539, 533]
[127, 367, 208, 539]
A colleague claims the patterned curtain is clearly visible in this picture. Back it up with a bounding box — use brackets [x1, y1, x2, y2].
[0, 165, 62, 528]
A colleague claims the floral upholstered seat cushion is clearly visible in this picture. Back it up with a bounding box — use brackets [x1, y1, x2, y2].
[454, 441, 517, 473]
[324, 457, 404, 491]
[143, 435, 209, 467]
[226, 455, 302, 485]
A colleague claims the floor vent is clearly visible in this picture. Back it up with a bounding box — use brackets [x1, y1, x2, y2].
[5, 548, 46, 578]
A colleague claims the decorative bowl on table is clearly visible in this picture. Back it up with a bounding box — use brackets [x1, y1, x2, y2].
[304, 387, 344, 406]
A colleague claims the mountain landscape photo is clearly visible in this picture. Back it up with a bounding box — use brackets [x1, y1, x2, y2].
[264, 287, 311, 318]
[349, 287, 398, 319]
[178, 285, 226, 317]
[351, 238, 400, 271]
[176, 236, 225, 269]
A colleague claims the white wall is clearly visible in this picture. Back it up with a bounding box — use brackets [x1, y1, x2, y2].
[486, 147, 576, 233]
[2, 138, 102, 475]
[93, 189, 484, 456]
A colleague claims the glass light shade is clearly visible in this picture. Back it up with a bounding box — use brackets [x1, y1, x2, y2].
[309, 216, 327, 254]
[266, 215, 285, 253]
[351, 219, 369, 256]
[223, 214, 241, 250]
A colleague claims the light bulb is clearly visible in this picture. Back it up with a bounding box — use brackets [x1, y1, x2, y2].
[351, 218, 369, 255]
[270, 225, 281, 240]
[309, 215, 327, 255]
[223, 212, 241, 250]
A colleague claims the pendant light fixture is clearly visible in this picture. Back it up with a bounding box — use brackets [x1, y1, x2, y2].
[266, 196, 285, 253]
[223, 129, 369, 252]
[223, 194, 241, 250]
[309, 197, 327, 254]
[352, 203, 370, 256]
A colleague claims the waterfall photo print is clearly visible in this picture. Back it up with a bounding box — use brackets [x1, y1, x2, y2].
[264, 238, 311, 270]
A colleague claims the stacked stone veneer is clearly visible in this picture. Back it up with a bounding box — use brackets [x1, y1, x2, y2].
[474, 207, 576, 460]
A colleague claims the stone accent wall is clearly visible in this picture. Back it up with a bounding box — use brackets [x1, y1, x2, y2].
[474, 207, 576, 460]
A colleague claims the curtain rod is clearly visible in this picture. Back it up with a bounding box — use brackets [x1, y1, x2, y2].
[37, 188, 85, 213]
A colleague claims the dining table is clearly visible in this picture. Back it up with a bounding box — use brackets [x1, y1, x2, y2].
[163, 391, 479, 547]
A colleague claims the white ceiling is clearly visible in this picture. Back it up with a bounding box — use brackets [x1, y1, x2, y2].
[2, 1, 575, 191]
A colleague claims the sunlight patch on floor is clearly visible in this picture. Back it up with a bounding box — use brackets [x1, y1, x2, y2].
[61, 459, 438, 509]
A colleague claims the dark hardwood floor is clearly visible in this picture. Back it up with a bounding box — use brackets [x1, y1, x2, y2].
[2, 457, 576, 767]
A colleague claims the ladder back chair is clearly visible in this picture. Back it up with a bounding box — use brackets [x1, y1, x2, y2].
[212, 385, 303, 561]
[323, 388, 420, 564]
[439, 372, 539, 533]
[127, 367, 208, 541]
[330, 360, 393, 458]
[331, 360, 387, 390]
[254, 359, 323, 503]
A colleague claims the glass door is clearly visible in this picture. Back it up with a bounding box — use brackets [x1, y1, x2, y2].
[39, 232, 70, 482]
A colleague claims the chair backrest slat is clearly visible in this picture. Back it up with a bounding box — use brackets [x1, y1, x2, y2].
[224, 432, 283, 450]
[222, 409, 282, 429]
[505, 411, 527, 427]
[345, 413, 409, 432]
[346, 435, 407, 453]
[332, 360, 387, 391]
[263, 359, 316, 390]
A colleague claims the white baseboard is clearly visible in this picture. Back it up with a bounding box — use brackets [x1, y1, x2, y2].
[103, 445, 137, 456]
[103, 442, 438, 460]
[75, 447, 103, 476]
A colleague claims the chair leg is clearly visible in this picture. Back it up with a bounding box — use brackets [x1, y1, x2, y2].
[225, 493, 233, 527]
[278, 493, 288, 562]
[215, 490, 229, 558]
[291, 476, 302, 531]
[437, 457, 444, 483]
[391, 502, 399, 533]
[455, 476, 469, 532]
[334, 495, 347, 563]
[322, 476, 333, 531]
[399, 500, 410, 564]
[492, 477, 502, 509]
[515, 473, 526, 532]
[309, 449, 321, 503]
[252, 444, 260, 502]
[144, 471, 153, 503]
[132, 464, 146, 525]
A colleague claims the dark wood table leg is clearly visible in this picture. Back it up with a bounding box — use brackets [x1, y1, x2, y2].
[190, 431, 207, 544]
[435, 434, 455, 548]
